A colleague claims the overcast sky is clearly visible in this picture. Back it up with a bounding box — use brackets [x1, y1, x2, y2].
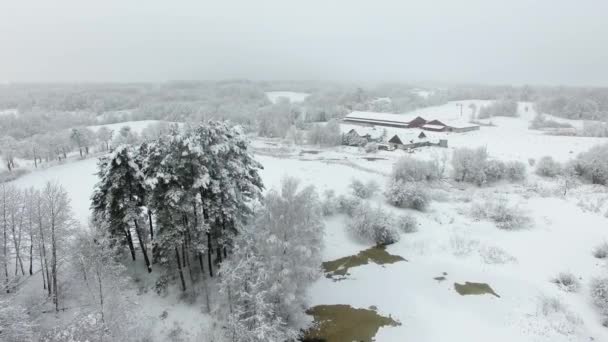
[1, 0, 607, 86]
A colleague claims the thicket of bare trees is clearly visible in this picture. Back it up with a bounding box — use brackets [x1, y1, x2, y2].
[1, 182, 74, 313]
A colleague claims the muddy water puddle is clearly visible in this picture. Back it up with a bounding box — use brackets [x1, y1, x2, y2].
[322, 245, 406, 280]
[454, 282, 500, 298]
[303, 304, 400, 342]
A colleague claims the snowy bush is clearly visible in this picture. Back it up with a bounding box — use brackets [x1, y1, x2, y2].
[392, 157, 441, 182]
[505, 161, 527, 181]
[478, 99, 518, 118]
[307, 119, 342, 146]
[321, 189, 339, 216]
[350, 179, 380, 199]
[471, 197, 532, 230]
[0, 297, 35, 342]
[590, 277, 608, 315]
[537, 295, 582, 335]
[593, 242, 608, 259]
[336, 194, 361, 217]
[483, 159, 506, 183]
[452, 147, 488, 185]
[397, 214, 418, 233]
[385, 179, 430, 211]
[551, 272, 581, 292]
[574, 143, 608, 185]
[365, 142, 379, 153]
[348, 203, 400, 245]
[535, 156, 562, 177]
[479, 245, 516, 264]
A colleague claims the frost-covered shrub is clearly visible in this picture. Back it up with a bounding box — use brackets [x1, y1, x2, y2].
[365, 142, 378, 153]
[574, 143, 608, 185]
[551, 272, 581, 292]
[478, 100, 518, 118]
[471, 197, 532, 230]
[307, 119, 342, 146]
[348, 203, 400, 245]
[397, 215, 418, 233]
[537, 295, 582, 335]
[336, 195, 361, 217]
[535, 156, 562, 178]
[590, 277, 608, 315]
[452, 147, 488, 185]
[392, 157, 440, 182]
[505, 161, 527, 181]
[479, 245, 516, 264]
[321, 189, 338, 216]
[484, 159, 506, 183]
[349, 179, 380, 199]
[593, 242, 608, 259]
[385, 179, 430, 211]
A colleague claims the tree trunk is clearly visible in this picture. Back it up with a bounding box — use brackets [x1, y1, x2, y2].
[124, 228, 136, 261]
[133, 220, 151, 273]
[147, 209, 154, 240]
[37, 199, 52, 297]
[207, 233, 213, 277]
[39, 240, 46, 290]
[175, 247, 187, 292]
[29, 243, 33, 275]
[51, 210, 59, 313]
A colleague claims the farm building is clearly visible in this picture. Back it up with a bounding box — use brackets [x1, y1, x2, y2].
[343, 111, 427, 129]
[343, 111, 478, 133]
[388, 132, 447, 149]
[341, 126, 385, 146]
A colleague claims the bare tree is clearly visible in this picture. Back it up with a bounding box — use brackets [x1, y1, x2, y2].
[41, 182, 75, 312]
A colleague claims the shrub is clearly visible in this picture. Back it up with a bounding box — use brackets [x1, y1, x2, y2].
[528, 158, 536, 167]
[590, 277, 608, 315]
[392, 157, 440, 182]
[484, 159, 506, 183]
[348, 203, 400, 245]
[364, 143, 378, 153]
[385, 179, 430, 211]
[505, 161, 527, 181]
[535, 156, 562, 178]
[529, 113, 574, 130]
[321, 189, 338, 216]
[551, 272, 581, 292]
[349, 179, 380, 199]
[397, 215, 418, 233]
[307, 120, 342, 146]
[537, 295, 582, 335]
[574, 143, 608, 185]
[472, 197, 532, 230]
[478, 99, 518, 118]
[336, 195, 361, 217]
[452, 147, 488, 185]
[593, 242, 608, 259]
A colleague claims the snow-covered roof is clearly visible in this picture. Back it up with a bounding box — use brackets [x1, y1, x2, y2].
[344, 111, 421, 125]
[443, 120, 479, 129]
[340, 124, 384, 139]
[422, 124, 445, 130]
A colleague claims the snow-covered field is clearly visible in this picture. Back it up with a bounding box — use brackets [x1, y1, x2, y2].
[7, 100, 608, 341]
[87, 120, 163, 135]
[265, 91, 310, 104]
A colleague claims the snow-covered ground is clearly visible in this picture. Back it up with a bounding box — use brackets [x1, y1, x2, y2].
[266, 91, 310, 104]
[7, 100, 608, 341]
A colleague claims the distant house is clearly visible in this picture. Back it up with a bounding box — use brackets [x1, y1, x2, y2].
[388, 133, 429, 149]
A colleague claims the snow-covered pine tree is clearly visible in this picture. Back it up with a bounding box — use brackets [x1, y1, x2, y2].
[91, 145, 151, 272]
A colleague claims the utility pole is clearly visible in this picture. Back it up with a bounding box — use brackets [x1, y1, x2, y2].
[456, 103, 463, 117]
